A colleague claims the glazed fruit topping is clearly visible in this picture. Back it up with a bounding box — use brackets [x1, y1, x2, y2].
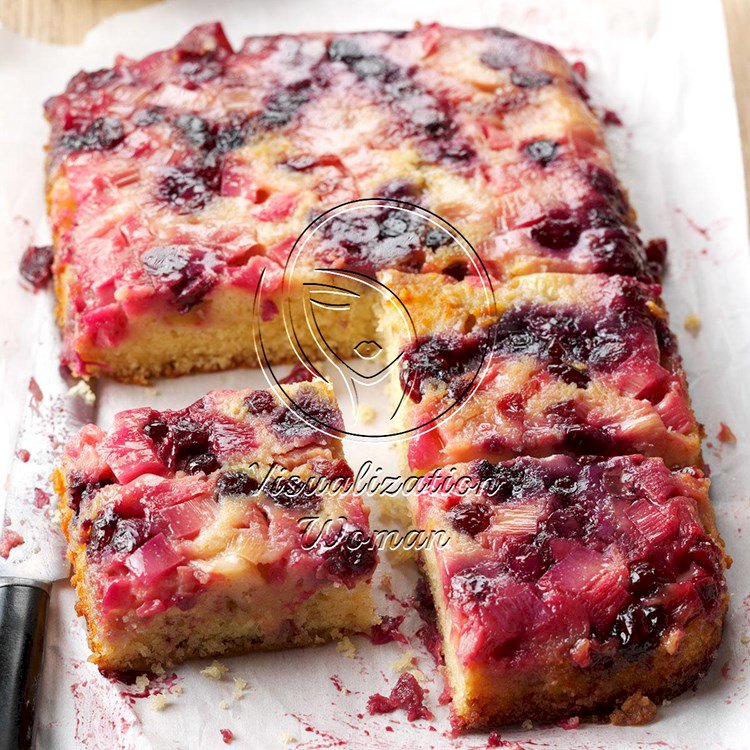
[436, 456, 724, 663]
[19, 245, 54, 289]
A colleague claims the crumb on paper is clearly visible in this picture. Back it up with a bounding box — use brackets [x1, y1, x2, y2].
[740, 632, 750, 645]
[151, 663, 166, 678]
[173, 685, 184, 695]
[149, 694, 167, 711]
[609, 693, 657, 726]
[378, 574, 394, 595]
[717, 422, 737, 445]
[684, 313, 702, 335]
[134, 674, 150, 693]
[336, 636, 357, 659]
[392, 650, 416, 673]
[357, 403, 377, 424]
[521, 720, 533, 730]
[280, 733, 298, 744]
[219, 699, 230, 710]
[201, 661, 229, 680]
[67, 379, 96, 405]
[232, 677, 247, 700]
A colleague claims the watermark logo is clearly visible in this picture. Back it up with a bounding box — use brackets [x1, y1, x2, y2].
[253, 198, 495, 441]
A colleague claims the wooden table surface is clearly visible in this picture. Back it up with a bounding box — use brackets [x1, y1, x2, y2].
[2, 0, 749, 212]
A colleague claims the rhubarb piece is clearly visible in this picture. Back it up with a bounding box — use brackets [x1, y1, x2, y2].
[45, 23, 654, 382]
[379, 272, 700, 472]
[54, 381, 377, 670]
[416, 455, 728, 728]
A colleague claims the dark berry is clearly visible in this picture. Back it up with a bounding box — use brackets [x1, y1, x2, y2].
[271, 388, 344, 440]
[143, 418, 170, 443]
[264, 476, 321, 511]
[424, 227, 452, 248]
[548, 362, 590, 387]
[216, 471, 260, 498]
[60, 117, 124, 152]
[400, 331, 487, 403]
[353, 55, 390, 79]
[447, 501, 493, 537]
[327, 38, 364, 64]
[177, 54, 223, 84]
[156, 168, 217, 213]
[529, 213, 582, 250]
[141, 246, 221, 312]
[19, 245, 54, 289]
[542, 507, 583, 539]
[259, 86, 310, 128]
[183, 452, 221, 475]
[611, 604, 668, 658]
[244, 390, 277, 415]
[442, 262, 468, 281]
[511, 69, 553, 88]
[319, 524, 377, 584]
[87, 507, 149, 557]
[175, 114, 213, 149]
[524, 139, 558, 166]
[214, 120, 247, 153]
[628, 561, 662, 597]
[67, 473, 113, 514]
[133, 107, 165, 126]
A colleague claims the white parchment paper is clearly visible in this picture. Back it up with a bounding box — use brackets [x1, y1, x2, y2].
[1, 1, 749, 748]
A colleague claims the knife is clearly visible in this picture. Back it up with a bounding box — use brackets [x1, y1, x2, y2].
[0, 301, 96, 750]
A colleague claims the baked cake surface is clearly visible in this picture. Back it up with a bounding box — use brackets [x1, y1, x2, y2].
[45, 22, 656, 381]
[54, 381, 377, 670]
[416, 455, 728, 728]
[379, 271, 700, 472]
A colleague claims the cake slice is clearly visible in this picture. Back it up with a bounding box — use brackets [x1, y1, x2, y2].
[379, 271, 700, 472]
[54, 381, 377, 671]
[416, 455, 728, 728]
[45, 23, 655, 382]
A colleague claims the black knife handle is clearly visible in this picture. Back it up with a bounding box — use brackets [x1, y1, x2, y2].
[0, 579, 50, 750]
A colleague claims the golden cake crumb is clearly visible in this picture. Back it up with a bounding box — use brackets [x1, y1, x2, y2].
[232, 677, 247, 700]
[280, 734, 298, 744]
[684, 313, 702, 335]
[336, 636, 357, 658]
[610, 693, 657, 725]
[392, 649, 416, 673]
[356, 403, 377, 424]
[219, 699, 230, 710]
[521, 720, 533, 730]
[134, 674, 150, 693]
[201, 661, 229, 681]
[67, 380, 96, 405]
[149, 694, 167, 711]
